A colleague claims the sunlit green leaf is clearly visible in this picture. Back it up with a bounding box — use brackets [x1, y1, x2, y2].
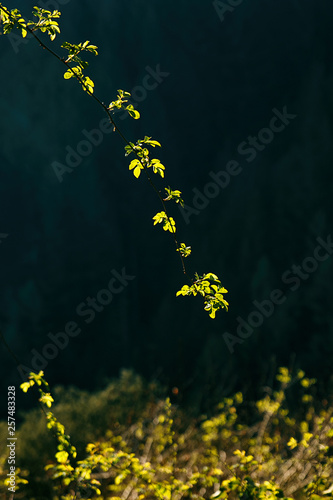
[126, 104, 140, 119]
[55, 451, 69, 464]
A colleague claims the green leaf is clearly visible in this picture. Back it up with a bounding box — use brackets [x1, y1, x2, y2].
[153, 211, 166, 225]
[20, 381, 34, 392]
[176, 285, 191, 297]
[152, 211, 175, 232]
[39, 393, 54, 408]
[204, 272, 220, 283]
[129, 159, 143, 178]
[126, 104, 140, 119]
[63, 69, 73, 79]
[117, 89, 131, 100]
[141, 136, 161, 147]
[86, 44, 98, 54]
[177, 243, 191, 257]
[115, 474, 125, 485]
[55, 451, 69, 464]
[164, 187, 184, 206]
[149, 159, 165, 177]
[206, 307, 217, 320]
[124, 142, 136, 157]
[129, 159, 140, 170]
[133, 166, 141, 178]
[287, 437, 297, 449]
[164, 216, 175, 232]
[82, 76, 94, 93]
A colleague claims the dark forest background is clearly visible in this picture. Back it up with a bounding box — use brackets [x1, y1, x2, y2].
[1, 0, 333, 418]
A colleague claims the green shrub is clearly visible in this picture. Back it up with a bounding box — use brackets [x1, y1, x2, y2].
[1, 367, 332, 499]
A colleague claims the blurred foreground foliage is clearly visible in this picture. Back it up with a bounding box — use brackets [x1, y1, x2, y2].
[1, 368, 333, 499]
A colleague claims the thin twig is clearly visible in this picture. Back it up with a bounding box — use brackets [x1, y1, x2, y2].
[0, 3, 189, 278]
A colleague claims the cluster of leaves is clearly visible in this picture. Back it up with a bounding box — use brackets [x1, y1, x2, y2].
[176, 273, 229, 318]
[21, 372, 79, 487]
[62, 40, 98, 94]
[125, 136, 164, 178]
[108, 90, 140, 120]
[0, 4, 96, 94]
[1, 368, 332, 499]
[0, 2, 229, 319]
[0, 5, 60, 39]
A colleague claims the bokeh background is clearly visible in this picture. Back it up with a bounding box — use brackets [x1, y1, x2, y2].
[1, 0, 333, 418]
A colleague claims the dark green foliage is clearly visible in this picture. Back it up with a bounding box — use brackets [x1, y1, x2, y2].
[1, 368, 333, 499]
[0, 370, 165, 497]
